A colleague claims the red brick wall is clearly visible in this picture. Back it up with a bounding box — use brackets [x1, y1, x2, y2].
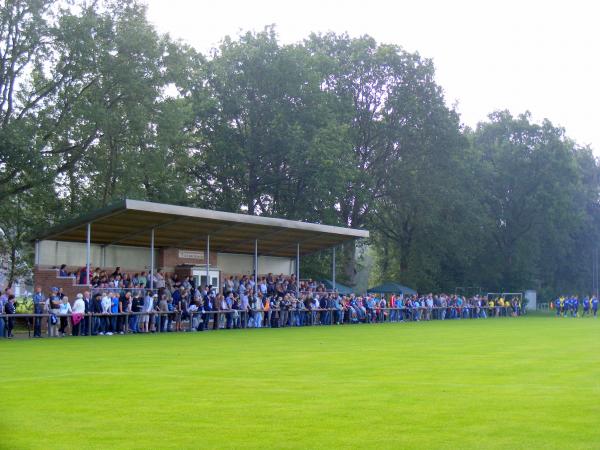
[34, 265, 145, 302]
[158, 248, 218, 271]
[33, 267, 90, 303]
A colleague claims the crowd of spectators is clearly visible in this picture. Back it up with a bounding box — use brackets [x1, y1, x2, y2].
[0, 267, 525, 338]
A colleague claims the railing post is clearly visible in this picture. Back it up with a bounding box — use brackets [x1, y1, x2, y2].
[35, 240, 40, 266]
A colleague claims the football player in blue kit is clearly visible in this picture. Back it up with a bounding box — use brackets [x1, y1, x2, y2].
[582, 297, 590, 316]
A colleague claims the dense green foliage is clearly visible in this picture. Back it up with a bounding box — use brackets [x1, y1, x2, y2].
[2, 317, 600, 449]
[1, 1, 598, 296]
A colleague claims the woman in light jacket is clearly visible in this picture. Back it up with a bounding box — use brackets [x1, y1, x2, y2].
[58, 296, 72, 336]
[71, 293, 86, 336]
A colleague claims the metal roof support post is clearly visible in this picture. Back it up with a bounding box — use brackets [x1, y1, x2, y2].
[206, 234, 210, 289]
[101, 245, 106, 268]
[332, 246, 336, 292]
[296, 243, 300, 298]
[34, 240, 40, 266]
[86, 223, 91, 286]
[254, 239, 258, 290]
[150, 228, 155, 290]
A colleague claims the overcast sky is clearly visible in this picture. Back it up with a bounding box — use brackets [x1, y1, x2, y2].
[145, 0, 599, 152]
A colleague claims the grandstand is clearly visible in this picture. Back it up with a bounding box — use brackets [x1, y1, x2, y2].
[32, 199, 369, 297]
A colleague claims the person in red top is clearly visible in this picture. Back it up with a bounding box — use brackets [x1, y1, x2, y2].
[389, 295, 397, 322]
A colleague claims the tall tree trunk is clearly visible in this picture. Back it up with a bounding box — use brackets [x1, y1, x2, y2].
[343, 240, 357, 285]
[7, 243, 16, 288]
[381, 240, 389, 281]
[102, 138, 118, 206]
[68, 167, 78, 214]
[246, 162, 257, 215]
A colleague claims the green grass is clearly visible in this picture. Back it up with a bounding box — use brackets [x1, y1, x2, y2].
[1, 316, 600, 449]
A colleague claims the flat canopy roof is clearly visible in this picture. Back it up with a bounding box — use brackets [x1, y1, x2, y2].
[35, 199, 369, 258]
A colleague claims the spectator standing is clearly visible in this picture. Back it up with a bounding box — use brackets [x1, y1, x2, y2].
[176, 287, 187, 331]
[141, 292, 154, 333]
[158, 294, 168, 332]
[426, 295, 434, 321]
[59, 264, 68, 277]
[188, 298, 200, 330]
[78, 267, 89, 285]
[0, 288, 9, 338]
[58, 296, 72, 336]
[110, 292, 119, 333]
[252, 292, 263, 328]
[224, 276, 234, 296]
[130, 292, 142, 333]
[259, 278, 267, 297]
[33, 287, 45, 337]
[220, 294, 231, 329]
[101, 292, 112, 335]
[47, 287, 61, 337]
[4, 295, 15, 338]
[171, 287, 183, 331]
[91, 293, 103, 335]
[263, 295, 271, 327]
[138, 272, 148, 289]
[440, 295, 447, 320]
[155, 269, 166, 290]
[72, 293, 85, 336]
[119, 291, 131, 334]
[81, 291, 91, 336]
[150, 294, 159, 332]
[239, 290, 249, 328]
[166, 297, 175, 331]
[201, 292, 214, 331]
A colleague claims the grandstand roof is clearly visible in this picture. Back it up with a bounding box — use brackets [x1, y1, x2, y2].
[34, 199, 369, 258]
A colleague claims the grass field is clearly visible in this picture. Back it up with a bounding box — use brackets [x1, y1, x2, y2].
[1, 315, 599, 449]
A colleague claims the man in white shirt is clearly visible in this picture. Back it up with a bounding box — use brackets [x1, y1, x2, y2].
[101, 292, 113, 335]
[259, 279, 267, 296]
[154, 269, 165, 289]
[240, 291, 249, 328]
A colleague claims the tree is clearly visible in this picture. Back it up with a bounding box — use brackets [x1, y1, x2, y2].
[470, 111, 593, 292]
[185, 27, 350, 222]
[0, 187, 60, 287]
[0, 0, 190, 212]
[0, 0, 102, 201]
[366, 93, 475, 292]
[51, 1, 193, 211]
[306, 33, 462, 283]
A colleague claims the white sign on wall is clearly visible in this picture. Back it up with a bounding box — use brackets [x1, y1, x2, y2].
[178, 250, 205, 260]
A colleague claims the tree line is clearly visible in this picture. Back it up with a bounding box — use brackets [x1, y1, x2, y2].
[1, 0, 598, 300]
